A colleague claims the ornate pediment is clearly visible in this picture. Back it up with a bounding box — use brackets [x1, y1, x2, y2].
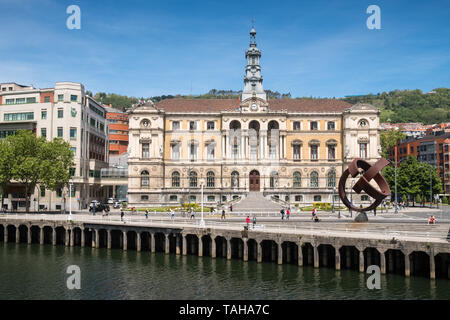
[239, 96, 269, 113]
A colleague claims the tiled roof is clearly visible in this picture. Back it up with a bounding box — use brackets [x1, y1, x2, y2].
[155, 98, 351, 113]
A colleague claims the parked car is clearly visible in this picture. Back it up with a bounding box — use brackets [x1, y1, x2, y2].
[113, 201, 121, 209]
[107, 198, 116, 204]
[89, 201, 110, 213]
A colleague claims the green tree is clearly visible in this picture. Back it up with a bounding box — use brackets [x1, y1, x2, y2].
[0, 139, 13, 209]
[442, 196, 448, 205]
[7, 131, 74, 212]
[415, 194, 422, 206]
[380, 129, 406, 158]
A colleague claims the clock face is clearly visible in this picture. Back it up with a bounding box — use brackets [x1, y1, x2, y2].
[251, 104, 258, 111]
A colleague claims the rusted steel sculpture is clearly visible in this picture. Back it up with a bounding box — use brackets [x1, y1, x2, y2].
[338, 158, 391, 212]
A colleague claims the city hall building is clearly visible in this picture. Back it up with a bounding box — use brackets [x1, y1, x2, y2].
[127, 28, 381, 207]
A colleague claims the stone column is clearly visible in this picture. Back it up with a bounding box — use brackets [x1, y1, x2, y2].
[15, 226, 20, 244]
[243, 239, 248, 262]
[313, 245, 319, 268]
[3, 226, 7, 243]
[182, 234, 187, 255]
[297, 242, 303, 267]
[198, 236, 203, 257]
[123, 231, 127, 251]
[430, 249, 436, 280]
[71, 229, 75, 247]
[257, 241, 263, 263]
[65, 228, 69, 246]
[151, 233, 155, 253]
[335, 247, 341, 271]
[27, 226, 31, 244]
[136, 232, 141, 252]
[211, 237, 216, 258]
[176, 235, 181, 255]
[359, 249, 365, 273]
[404, 251, 411, 277]
[380, 249, 386, 274]
[227, 238, 231, 260]
[165, 233, 170, 254]
[107, 230, 111, 249]
[80, 228, 85, 247]
[52, 228, 56, 246]
[39, 227, 44, 245]
[278, 242, 283, 265]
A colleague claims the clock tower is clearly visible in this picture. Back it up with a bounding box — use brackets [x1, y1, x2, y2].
[242, 27, 267, 102]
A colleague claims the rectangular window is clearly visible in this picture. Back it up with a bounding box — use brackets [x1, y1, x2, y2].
[189, 121, 197, 130]
[207, 195, 215, 202]
[189, 195, 196, 202]
[57, 127, 63, 138]
[190, 144, 197, 160]
[295, 195, 303, 202]
[327, 122, 335, 130]
[359, 143, 367, 158]
[142, 143, 150, 158]
[207, 146, 215, 160]
[207, 121, 215, 130]
[170, 195, 178, 202]
[171, 121, 180, 130]
[172, 144, 180, 160]
[57, 109, 64, 118]
[70, 128, 77, 140]
[310, 121, 318, 130]
[41, 128, 47, 138]
[57, 94, 63, 102]
[40, 188, 45, 197]
[313, 195, 322, 202]
[90, 118, 96, 127]
[69, 168, 76, 177]
[70, 95, 77, 102]
[41, 110, 47, 119]
[311, 145, 318, 160]
[293, 121, 301, 131]
[44, 96, 50, 103]
[328, 146, 336, 160]
[293, 145, 301, 160]
[4, 112, 34, 121]
[56, 188, 62, 198]
[26, 97, 36, 103]
[15, 98, 25, 104]
[5, 99, 14, 105]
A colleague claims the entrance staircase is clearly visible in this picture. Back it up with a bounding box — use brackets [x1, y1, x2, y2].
[232, 192, 284, 213]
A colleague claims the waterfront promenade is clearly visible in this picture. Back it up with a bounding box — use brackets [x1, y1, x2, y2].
[1, 212, 449, 280]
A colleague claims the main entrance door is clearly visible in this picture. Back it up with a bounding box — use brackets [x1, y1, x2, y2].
[249, 170, 260, 191]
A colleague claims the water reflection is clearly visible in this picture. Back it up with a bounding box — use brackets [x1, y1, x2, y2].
[0, 243, 448, 300]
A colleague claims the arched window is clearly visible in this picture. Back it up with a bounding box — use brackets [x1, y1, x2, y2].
[327, 170, 336, 188]
[141, 170, 149, 187]
[270, 171, 278, 188]
[293, 171, 302, 188]
[189, 171, 198, 188]
[206, 171, 215, 188]
[172, 171, 180, 187]
[231, 171, 239, 188]
[310, 171, 319, 188]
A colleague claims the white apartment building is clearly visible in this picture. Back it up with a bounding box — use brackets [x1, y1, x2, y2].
[0, 82, 109, 211]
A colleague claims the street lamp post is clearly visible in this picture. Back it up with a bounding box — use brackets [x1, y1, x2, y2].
[200, 178, 205, 227]
[68, 179, 73, 221]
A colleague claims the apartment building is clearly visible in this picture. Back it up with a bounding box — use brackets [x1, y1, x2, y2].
[104, 105, 129, 156]
[0, 81, 109, 211]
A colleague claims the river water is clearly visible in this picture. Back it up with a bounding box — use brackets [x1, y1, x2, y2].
[0, 243, 449, 300]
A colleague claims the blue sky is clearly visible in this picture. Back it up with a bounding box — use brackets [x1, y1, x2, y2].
[0, 0, 449, 98]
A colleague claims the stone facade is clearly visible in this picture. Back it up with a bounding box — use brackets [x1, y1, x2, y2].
[127, 29, 382, 207]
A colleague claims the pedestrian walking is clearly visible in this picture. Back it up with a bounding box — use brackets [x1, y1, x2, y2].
[230, 205, 233, 212]
[190, 208, 195, 219]
[246, 216, 250, 228]
[120, 210, 124, 222]
[252, 215, 257, 229]
[286, 208, 290, 220]
[280, 208, 285, 220]
[312, 207, 316, 220]
[1, 207, 5, 215]
[145, 209, 149, 219]
[170, 208, 175, 220]
[221, 208, 226, 220]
